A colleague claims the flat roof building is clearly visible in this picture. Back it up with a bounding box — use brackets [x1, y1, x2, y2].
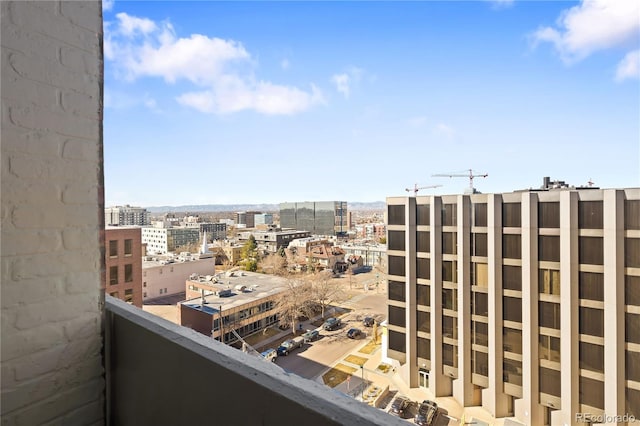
[279, 201, 348, 236]
[142, 226, 200, 254]
[105, 205, 150, 226]
[385, 186, 640, 426]
[105, 226, 143, 307]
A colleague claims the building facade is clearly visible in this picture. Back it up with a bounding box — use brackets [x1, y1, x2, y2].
[105, 227, 143, 307]
[386, 188, 640, 426]
[339, 243, 387, 268]
[142, 226, 200, 254]
[105, 205, 150, 226]
[255, 213, 274, 226]
[279, 201, 348, 236]
[238, 228, 311, 254]
[143, 256, 215, 300]
[184, 222, 228, 241]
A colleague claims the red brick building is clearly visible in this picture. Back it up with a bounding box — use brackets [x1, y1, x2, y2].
[105, 226, 143, 307]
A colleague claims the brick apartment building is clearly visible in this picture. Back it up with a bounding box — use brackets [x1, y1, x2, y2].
[105, 226, 143, 307]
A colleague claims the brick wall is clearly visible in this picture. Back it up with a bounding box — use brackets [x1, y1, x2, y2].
[1, 1, 105, 424]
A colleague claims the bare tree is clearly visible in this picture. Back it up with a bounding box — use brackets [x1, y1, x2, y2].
[310, 271, 346, 319]
[259, 252, 287, 275]
[274, 275, 316, 335]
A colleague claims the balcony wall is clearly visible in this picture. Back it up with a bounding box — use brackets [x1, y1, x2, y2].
[105, 296, 406, 426]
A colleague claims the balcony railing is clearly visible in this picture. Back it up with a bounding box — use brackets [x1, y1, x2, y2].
[105, 296, 406, 425]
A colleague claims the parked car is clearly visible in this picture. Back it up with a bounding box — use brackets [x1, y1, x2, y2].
[389, 395, 410, 418]
[346, 328, 363, 339]
[302, 329, 320, 342]
[363, 317, 375, 327]
[260, 348, 277, 363]
[323, 317, 342, 331]
[276, 338, 304, 356]
[414, 400, 438, 425]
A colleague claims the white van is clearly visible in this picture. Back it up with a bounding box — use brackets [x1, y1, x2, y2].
[261, 348, 277, 362]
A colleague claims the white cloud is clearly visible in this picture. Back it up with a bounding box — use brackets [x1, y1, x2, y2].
[616, 49, 640, 81]
[105, 13, 323, 115]
[435, 123, 455, 140]
[532, 0, 640, 63]
[104, 90, 159, 112]
[102, 0, 114, 12]
[331, 67, 365, 99]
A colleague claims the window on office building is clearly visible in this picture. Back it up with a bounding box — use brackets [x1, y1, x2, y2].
[417, 285, 430, 306]
[443, 261, 457, 283]
[503, 234, 522, 259]
[579, 236, 604, 265]
[388, 255, 406, 276]
[417, 204, 430, 226]
[417, 257, 430, 280]
[124, 289, 133, 303]
[503, 358, 522, 386]
[503, 327, 522, 354]
[626, 275, 640, 306]
[443, 288, 457, 311]
[503, 203, 521, 227]
[539, 301, 560, 329]
[389, 306, 406, 328]
[388, 230, 405, 251]
[124, 239, 133, 256]
[109, 240, 118, 257]
[539, 334, 561, 362]
[626, 200, 640, 230]
[417, 337, 430, 360]
[124, 264, 133, 283]
[442, 204, 457, 226]
[539, 367, 561, 397]
[443, 343, 457, 367]
[417, 231, 430, 253]
[539, 236, 560, 262]
[579, 376, 604, 410]
[626, 313, 640, 344]
[389, 281, 405, 302]
[109, 266, 118, 285]
[388, 205, 405, 226]
[539, 269, 560, 295]
[579, 272, 604, 301]
[503, 296, 522, 322]
[626, 238, 640, 268]
[579, 201, 603, 229]
[472, 350, 489, 376]
[472, 292, 488, 316]
[472, 263, 488, 288]
[472, 233, 487, 257]
[627, 388, 640, 417]
[580, 342, 604, 373]
[474, 203, 487, 227]
[538, 202, 560, 228]
[389, 330, 406, 353]
[442, 232, 457, 255]
[579, 307, 604, 337]
[503, 265, 521, 291]
[627, 351, 640, 382]
[417, 311, 430, 333]
[443, 315, 457, 339]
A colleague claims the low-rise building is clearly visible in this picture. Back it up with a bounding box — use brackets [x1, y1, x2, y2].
[105, 226, 143, 307]
[238, 227, 311, 254]
[142, 226, 200, 254]
[180, 271, 290, 342]
[339, 242, 387, 268]
[143, 254, 215, 301]
[287, 237, 347, 271]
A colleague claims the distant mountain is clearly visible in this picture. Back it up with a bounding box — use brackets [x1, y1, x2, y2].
[146, 201, 385, 213]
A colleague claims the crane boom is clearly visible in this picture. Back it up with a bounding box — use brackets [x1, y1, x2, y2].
[432, 169, 488, 191]
[405, 184, 442, 196]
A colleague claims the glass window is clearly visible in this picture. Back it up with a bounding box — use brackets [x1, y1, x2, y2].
[579, 201, 603, 229]
[417, 204, 430, 226]
[443, 315, 457, 339]
[417, 285, 430, 306]
[417, 231, 430, 253]
[503, 296, 522, 322]
[124, 264, 133, 283]
[579, 307, 604, 337]
[388, 280, 405, 302]
[124, 289, 133, 303]
[417, 337, 430, 360]
[503, 203, 521, 227]
[474, 203, 487, 227]
[579, 272, 604, 301]
[539, 269, 560, 295]
[472, 233, 487, 257]
[417, 257, 430, 280]
[627, 351, 640, 382]
[503, 358, 522, 386]
[109, 266, 118, 285]
[539, 334, 561, 362]
[472, 350, 489, 376]
[538, 202, 560, 228]
[442, 232, 457, 255]
[442, 204, 457, 226]
[579, 236, 604, 265]
[539, 236, 560, 262]
[473, 292, 488, 316]
[389, 330, 406, 353]
[109, 240, 118, 257]
[539, 301, 560, 329]
[110, 291, 119, 298]
[388, 205, 405, 226]
[473, 263, 488, 288]
[417, 311, 430, 333]
[443, 343, 457, 367]
[124, 239, 133, 256]
[627, 388, 640, 417]
[626, 275, 640, 306]
[579, 342, 604, 373]
[443, 260, 457, 283]
[626, 238, 640, 268]
[388, 255, 406, 276]
[503, 265, 521, 291]
[626, 313, 640, 344]
[503, 327, 522, 354]
[579, 376, 604, 410]
[472, 321, 488, 346]
[388, 230, 405, 251]
[626, 200, 640, 230]
[389, 306, 406, 327]
[539, 367, 561, 397]
[503, 234, 522, 259]
[443, 288, 457, 311]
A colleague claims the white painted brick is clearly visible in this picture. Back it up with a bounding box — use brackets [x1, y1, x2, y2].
[3, 171, 62, 204]
[62, 227, 98, 250]
[65, 271, 102, 294]
[63, 314, 101, 341]
[13, 345, 68, 382]
[7, 152, 49, 179]
[14, 293, 99, 330]
[1, 323, 67, 362]
[1, 278, 65, 309]
[10, 254, 68, 280]
[60, 400, 103, 426]
[9, 103, 99, 143]
[59, 250, 102, 274]
[47, 159, 100, 183]
[0, 229, 63, 257]
[62, 182, 98, 205]
[60, 1, 102, 32]
[1, 73, 60, 109]
[0, 124, 63, 157]
[12, 205, 66, 229]
[60, 45, 100, 77]
[61, 205, 102, 228]
[61, 90, 100, 119]
[0, 21, 60, 64]
[61, 138, 100, 162]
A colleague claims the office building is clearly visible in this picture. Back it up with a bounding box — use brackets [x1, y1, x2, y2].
[184, 222, 228, 241]
[142, 226, 200, 254]
[279, 201, 348, 236]
[255, 213, 274, 226]
[237, 227, 311, 254]
[105, 227, 143, 307]
[236, 211, 261, 228]
[105, 205, 150, 226]
[385, 186, 640, 426]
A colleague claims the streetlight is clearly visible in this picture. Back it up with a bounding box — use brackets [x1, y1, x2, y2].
[360, 365, 365, 400]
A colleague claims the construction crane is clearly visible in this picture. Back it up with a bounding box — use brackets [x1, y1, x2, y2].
[405, 184, 442, 196]
[432, 169, 488, 193]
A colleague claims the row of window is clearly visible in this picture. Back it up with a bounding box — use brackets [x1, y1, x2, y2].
[108, 239, 133, 257]
[109, 264, 134, 285]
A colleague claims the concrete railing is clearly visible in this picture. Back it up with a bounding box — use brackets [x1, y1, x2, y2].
[105, 296, 407, 426]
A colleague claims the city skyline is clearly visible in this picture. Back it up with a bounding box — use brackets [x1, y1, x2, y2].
[104, 0, 639, 206]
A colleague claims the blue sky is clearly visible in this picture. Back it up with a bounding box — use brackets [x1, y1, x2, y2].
[103, 0, 639, 207]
